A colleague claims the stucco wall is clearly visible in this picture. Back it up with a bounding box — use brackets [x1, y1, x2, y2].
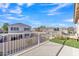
[8, 25, 31, 33]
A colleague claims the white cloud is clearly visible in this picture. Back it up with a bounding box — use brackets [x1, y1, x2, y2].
[0, 3, 10, 12]
[58, 23, 66, 27]
[0, 20, 10, 23]
[64, 18, 73, 22]
[51, 23, 66, 27]
[10, 6, 22, 14]
[17, 3, 34, 7]
[0, 13, 25, 20]
[19, 16, 42, 25]
[2, 9, 6, 12]
[26, 3, 34, 7]
[0, 14, 12, 17]
[6, 15, 42, 27]
[47, 12, 61, 16]
[19, 14, 24, 17]
[7, 16, 22, 20]
[39, 3, 58, 6]
[49, 3, 71, 12]
[6, 15, 29, 21]
[7, 16, 15, 19]
[0, 3, 9, 8]
[46, 3, 71, 16]
[17, 3, 24, 6]
[5, 14, 12, 16]
[4, 3, 9, 8]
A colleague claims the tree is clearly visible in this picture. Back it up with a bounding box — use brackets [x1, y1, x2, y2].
[2, 23, 9, 32]
[35, 25, 46, 32]
[39, 26, 46, 29]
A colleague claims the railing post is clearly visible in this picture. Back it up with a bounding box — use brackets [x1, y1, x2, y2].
[2, 36, 4, 56]
[38, 32, 40, 46]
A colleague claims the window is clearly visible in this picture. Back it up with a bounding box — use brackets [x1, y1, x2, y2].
[16, 28, 19, 31]
[24, 28, 30, 31]
[14, 27, 16, 30]
[15, 27, 19, 31]
[11, 27, 19, 31]
[11, 27, 13, 31]
[54, 28, 59, 31]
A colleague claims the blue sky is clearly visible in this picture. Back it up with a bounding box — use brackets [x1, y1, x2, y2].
[0, 3, 74, 28]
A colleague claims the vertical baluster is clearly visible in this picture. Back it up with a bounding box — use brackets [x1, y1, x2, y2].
[8, 35, 11, 55]
[18, 34, 20, 51]
[16, 34, 18, 52]
[14, 34, 16, 53]
[12, 35, 15, 54]
[25, 33, 27, 48]
[22, 33, 23, 50]
[2, 36, 4, 56]
[23, 34, 25, 49]
[9, 35, 11, 55]
[38, 33, 40, 46]
[20, 34, 21, 50]
[4, 35, 8, 56]
[21, 34, 23, 50]
[22, 34, 24, 50]
[0, 35, 3, 56]
[4, 36, 6, 56]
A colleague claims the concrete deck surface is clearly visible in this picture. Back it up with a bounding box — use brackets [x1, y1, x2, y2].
[59, 45, 79, 56]
[17, 41, 63, 56]
[14, 41, 79, 56]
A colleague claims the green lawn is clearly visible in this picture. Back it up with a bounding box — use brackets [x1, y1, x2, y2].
[50, 37, 79, 48]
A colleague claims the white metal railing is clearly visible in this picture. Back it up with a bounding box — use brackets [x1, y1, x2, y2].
[0, 32, 48, 56]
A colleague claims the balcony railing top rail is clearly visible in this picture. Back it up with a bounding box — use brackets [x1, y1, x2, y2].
[0, 32, 46, 36]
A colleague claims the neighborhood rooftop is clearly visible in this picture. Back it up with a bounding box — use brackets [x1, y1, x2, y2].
[9, 23, 31, 27]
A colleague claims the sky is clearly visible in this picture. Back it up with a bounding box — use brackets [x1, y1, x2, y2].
[0, 3, 74, 28]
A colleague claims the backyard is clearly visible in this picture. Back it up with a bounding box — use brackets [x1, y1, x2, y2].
[50, 37, 79, 48]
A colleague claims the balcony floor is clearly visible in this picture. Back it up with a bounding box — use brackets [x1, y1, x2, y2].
[14, 41, 79, 56]
[14, 41, 62, 56]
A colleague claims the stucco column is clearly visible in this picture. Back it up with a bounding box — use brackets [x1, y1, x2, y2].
[75, 22, 79, 39]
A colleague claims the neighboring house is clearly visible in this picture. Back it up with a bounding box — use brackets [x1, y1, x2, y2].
[60, 27, 68, 33]
[47, 27, 68, 37]
[67, 27, 75, 35]
[8, 23, 31, 33]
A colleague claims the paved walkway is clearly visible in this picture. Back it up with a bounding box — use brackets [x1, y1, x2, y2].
[14, 41, 79, 56]
[58, 45, 79, 56]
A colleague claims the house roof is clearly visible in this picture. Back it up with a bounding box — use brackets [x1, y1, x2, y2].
[9, 23, 31, 27]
